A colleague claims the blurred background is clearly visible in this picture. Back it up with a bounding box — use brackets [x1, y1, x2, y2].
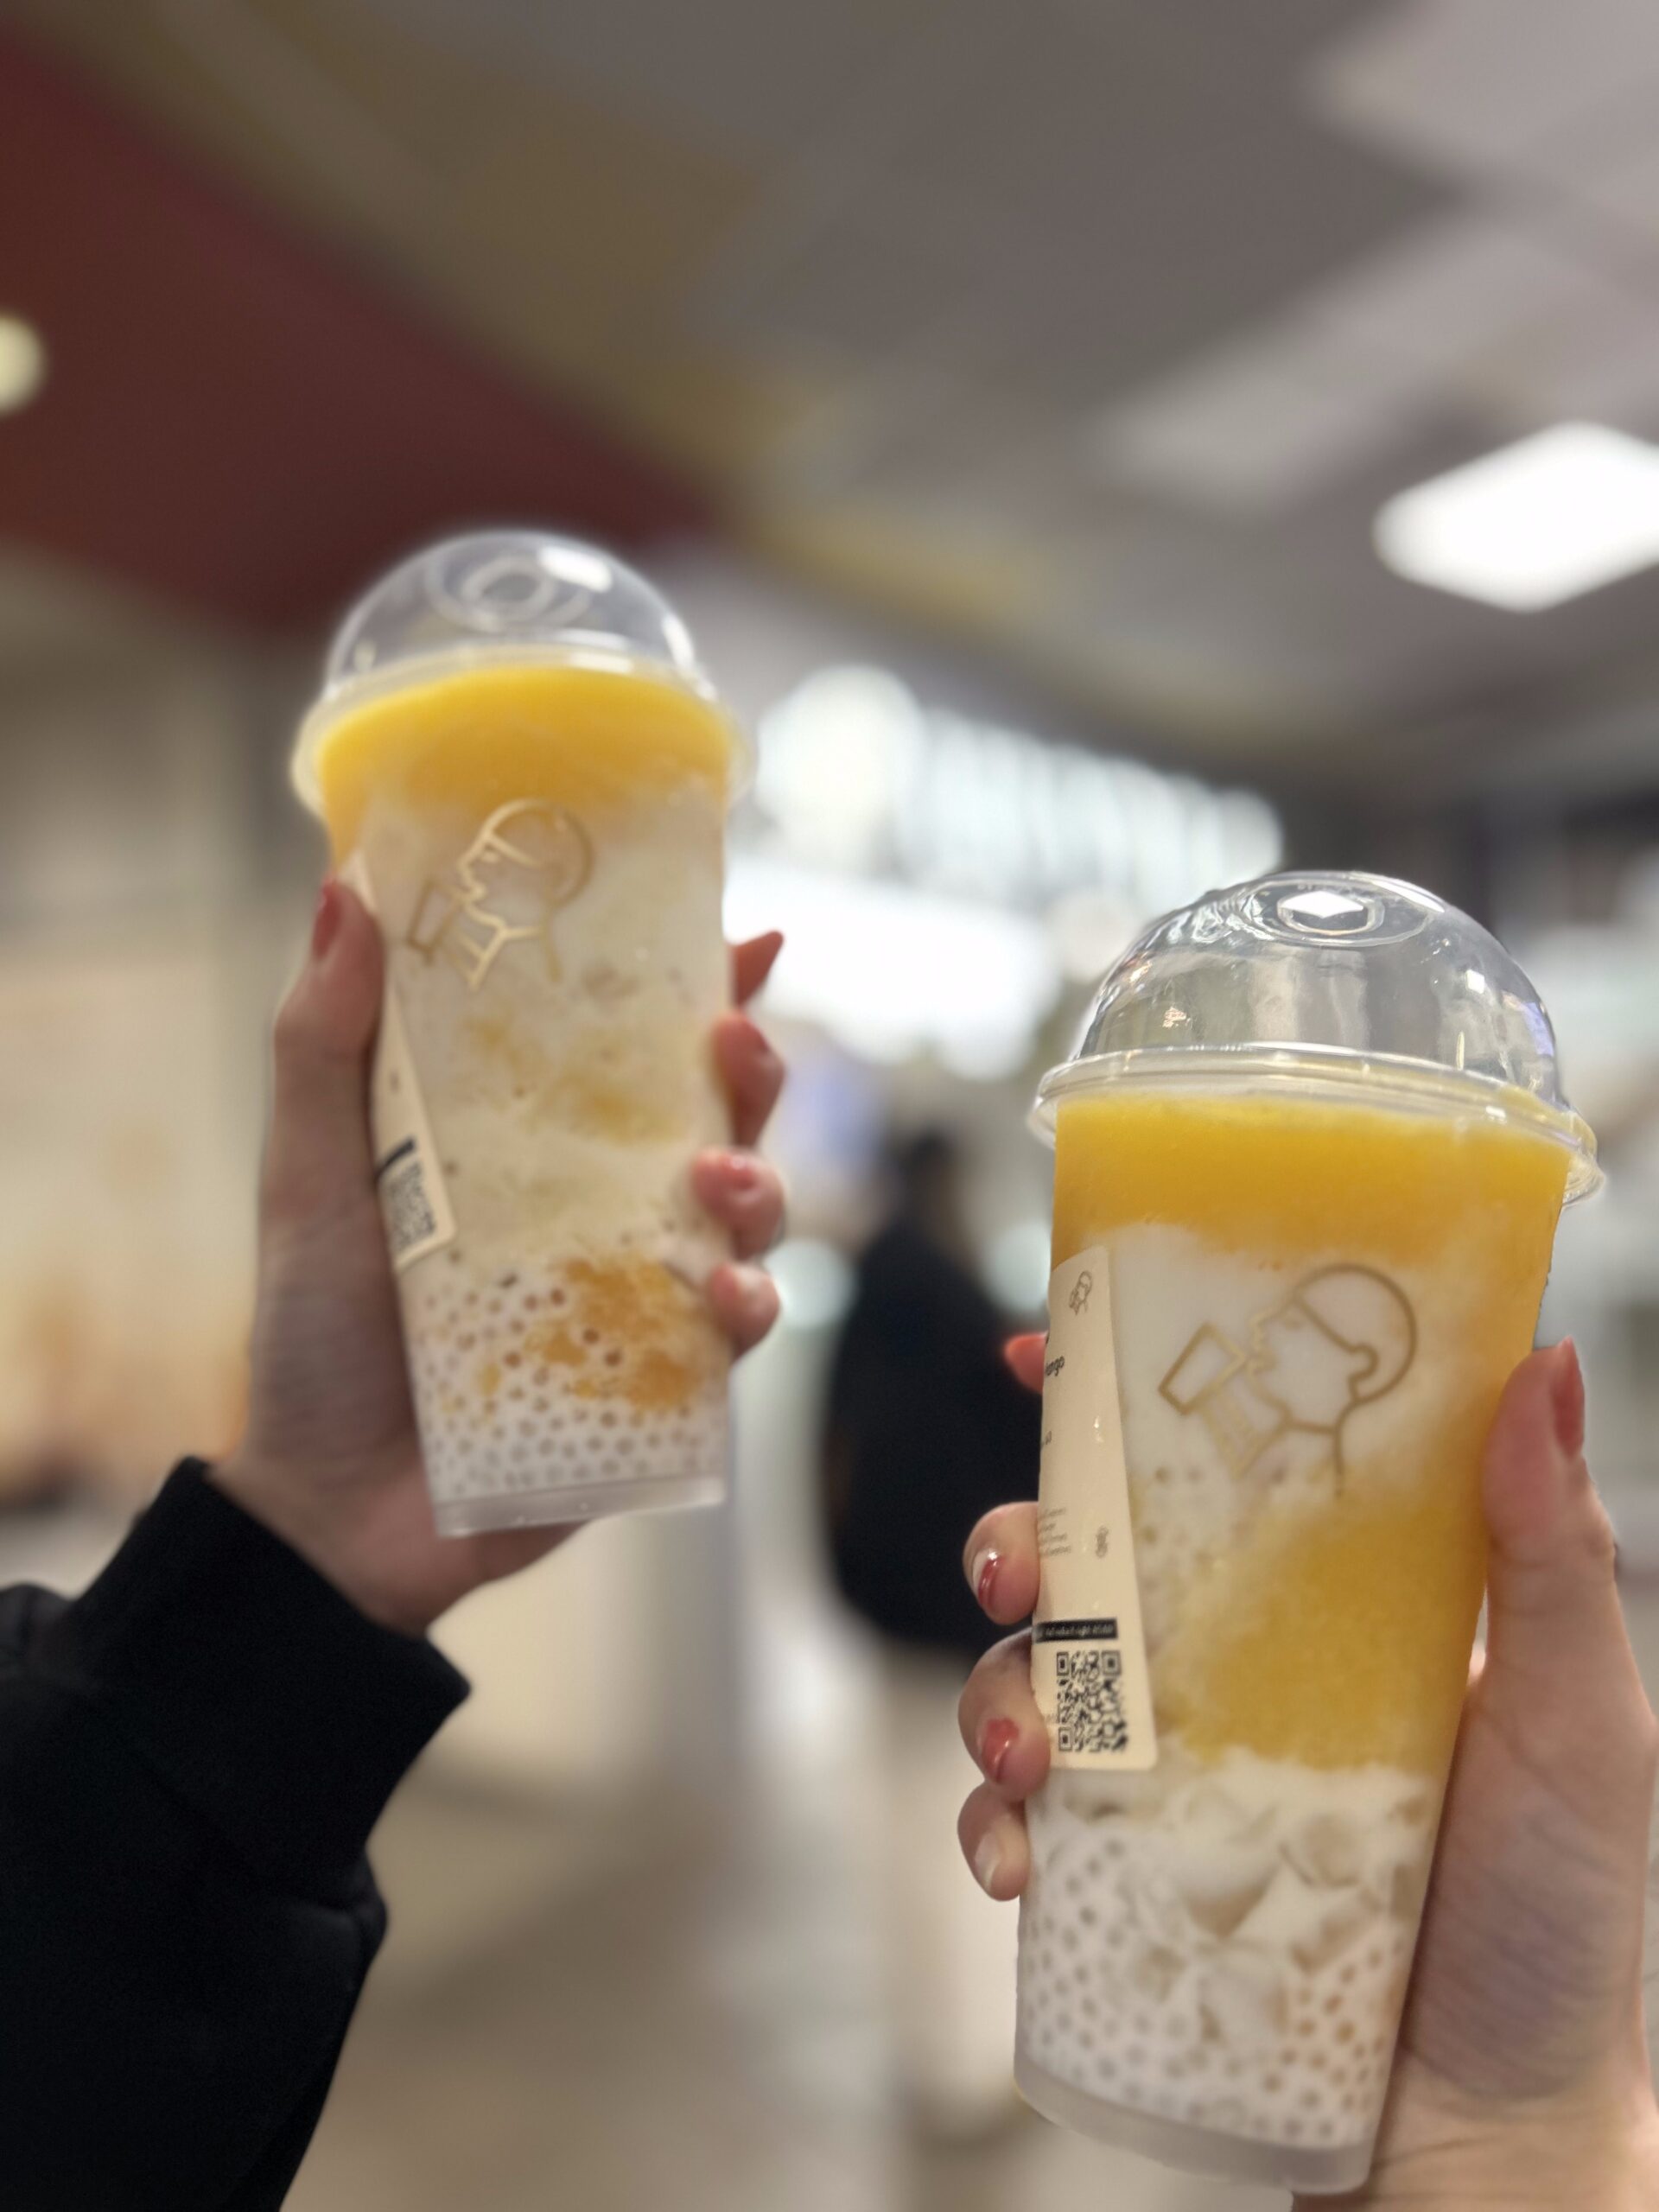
[3, 3, 1659, 2207]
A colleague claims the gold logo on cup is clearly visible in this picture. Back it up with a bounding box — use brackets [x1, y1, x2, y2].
[406, 798, 592, 991]
[1158, 1265, 1416, 1490]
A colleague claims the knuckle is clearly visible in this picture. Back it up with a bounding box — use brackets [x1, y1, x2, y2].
[270, 991, 315, 1065]
[1578, 1492, 1620, 1577]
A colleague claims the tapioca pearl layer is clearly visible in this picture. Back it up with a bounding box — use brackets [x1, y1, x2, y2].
[1018, 1757, 1430, 2152]
[400, 1243, 727, 1503]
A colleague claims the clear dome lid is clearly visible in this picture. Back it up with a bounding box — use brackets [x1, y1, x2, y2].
[294, 531, 744, 805]
[1034, 871, 1599, 1199]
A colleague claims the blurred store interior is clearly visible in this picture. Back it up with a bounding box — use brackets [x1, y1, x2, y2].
[4, 3, 1659, 2208]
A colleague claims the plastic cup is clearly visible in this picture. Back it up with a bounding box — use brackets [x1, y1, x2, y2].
[292, 532, 749, 1536]
[1015, 872, 1599, 2196]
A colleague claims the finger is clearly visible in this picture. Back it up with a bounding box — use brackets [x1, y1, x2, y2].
[691, 1150, 785, 1260]
[731, 931, 784, 1007]
[707, 1261, 779, 1357]
[1005, 1333, 1047, 1393]
[713, 1012, 785, 1147]
[958, 1630, 1049, 1801]
[963, 1501, 1041, 1624]
[958, 1782, 1031, 1901]
[1482, 1343, 1657, 1794]
[262, 880, 384, 1225]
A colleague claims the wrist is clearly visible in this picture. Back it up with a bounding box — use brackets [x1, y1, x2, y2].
[1302, 2087, 1659, 2212]
[211, 1451, 432, 1638]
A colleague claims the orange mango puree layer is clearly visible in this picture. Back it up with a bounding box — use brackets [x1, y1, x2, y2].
[1052, 1090, 1568, 1772]
[309, 661, 740, 859]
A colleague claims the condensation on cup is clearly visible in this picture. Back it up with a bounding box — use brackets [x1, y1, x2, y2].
[1015, 872, 1600, 2196]
[292, 533, 750, 1536]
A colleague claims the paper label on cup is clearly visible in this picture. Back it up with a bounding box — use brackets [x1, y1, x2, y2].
[340, 853, 458, 1274]
[1033, 1246, 1158, 1772]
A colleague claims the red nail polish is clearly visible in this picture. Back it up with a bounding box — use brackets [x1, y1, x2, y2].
[981, 1718, 1020, 1783]
[312, 879, 343, 959]
[976, 1551, 1001, 1610]
[1550, 1338, 1586, 1457]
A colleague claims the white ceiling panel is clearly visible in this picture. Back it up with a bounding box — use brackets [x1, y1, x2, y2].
[1080, 201, 1659, 507]
[1532, 124, 1659, 251]
[1309, 0, 1659, 181]
[1089, 318, 1419, 510]
[1465, 286, 1659, 434]
[1300, 211, 1645, 388]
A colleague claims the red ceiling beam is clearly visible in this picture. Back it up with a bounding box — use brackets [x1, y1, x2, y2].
[0, 29, 709, 629]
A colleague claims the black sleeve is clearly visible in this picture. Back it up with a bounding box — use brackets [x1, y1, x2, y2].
[0, 1461, 468, 2210]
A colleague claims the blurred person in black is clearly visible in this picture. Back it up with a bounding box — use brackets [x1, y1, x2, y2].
[823, 1128, 1040, 2134]
[0, 880, 787, 2212]
[825, 1129, 1039, 1661]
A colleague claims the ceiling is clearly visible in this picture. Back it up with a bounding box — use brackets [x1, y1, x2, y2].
[0, 27, 703, 629]
[13, 0, 1659, 784]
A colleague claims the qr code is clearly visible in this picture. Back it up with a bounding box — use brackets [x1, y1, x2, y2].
[1056, 1647, 1128, 1756]
[382, 1156, 438, 1261]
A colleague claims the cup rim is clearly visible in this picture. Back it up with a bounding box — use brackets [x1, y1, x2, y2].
[1031, 1043, 1603, 1202]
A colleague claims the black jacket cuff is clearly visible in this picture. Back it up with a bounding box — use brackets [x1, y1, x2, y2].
[32, 1460, 468, 1897]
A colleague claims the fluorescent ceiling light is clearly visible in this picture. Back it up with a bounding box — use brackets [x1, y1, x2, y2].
[0, 316, 46, 416]
[1375, 423, 1659, 610]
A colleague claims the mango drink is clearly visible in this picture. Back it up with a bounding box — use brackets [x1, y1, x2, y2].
[1015, 874, 1598, 2196]
[294, 536, 747, 1535]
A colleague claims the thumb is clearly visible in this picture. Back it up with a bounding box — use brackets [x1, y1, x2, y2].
[260, 880, 383, 1226]
[1482, 1342, 1648, 1750]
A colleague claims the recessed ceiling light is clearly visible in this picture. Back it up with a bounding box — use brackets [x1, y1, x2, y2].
[0, 315, 47, 416]
[1374, 423, 1659, 611]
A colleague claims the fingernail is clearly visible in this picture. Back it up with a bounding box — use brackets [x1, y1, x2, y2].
[970, 1548, 1001, 1609]
[980, 1717, 1019, 1783]
[721, 1153, 760, 1193]
[312, 878, 343, 960]
[1550, 1338, 1586, 1457]
[973, 1832, 1005, 1896]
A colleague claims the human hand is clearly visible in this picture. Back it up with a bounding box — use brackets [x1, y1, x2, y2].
[957, 1337, 1659, 2210]
[216, 880, 785, 1637]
